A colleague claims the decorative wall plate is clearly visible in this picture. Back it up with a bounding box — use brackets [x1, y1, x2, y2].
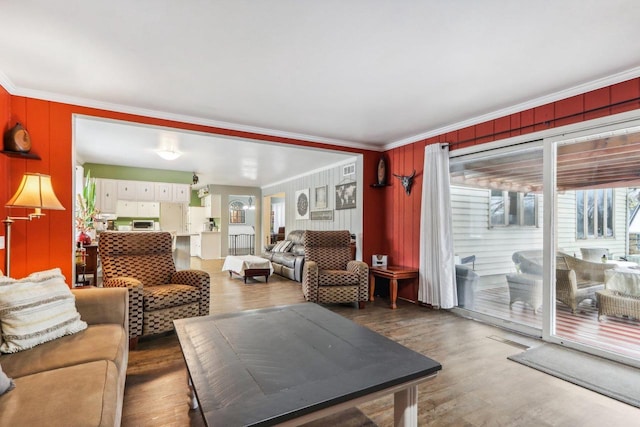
[295, 189, 310, 220]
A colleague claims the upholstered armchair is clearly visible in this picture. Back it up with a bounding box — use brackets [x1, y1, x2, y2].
[302, 230, 368, 308]
[99, 231, 210, 347]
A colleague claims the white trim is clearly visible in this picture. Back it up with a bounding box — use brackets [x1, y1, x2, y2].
[387, 66, 640, 151]
[261, 155, 360, 189]
[8, 86, 379, 152]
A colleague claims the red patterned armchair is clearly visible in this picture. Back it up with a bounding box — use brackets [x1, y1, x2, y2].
[302, 230, 368, 308]
[99, 231, 210, 347]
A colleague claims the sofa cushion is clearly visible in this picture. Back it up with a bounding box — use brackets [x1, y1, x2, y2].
[0, 323, 127, 380]
[0, 362, 14, 395]
[273, 240, 293, 252]
[0, 360, 120, 427]
[143, 284, 200, 311]
[0, 268, 87, 353]
[317, 270, 360, 286]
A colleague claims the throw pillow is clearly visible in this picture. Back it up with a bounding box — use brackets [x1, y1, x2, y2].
[0, 362, 15, 395]
[0, 268, 88, 353]
[271, 240, 286, 252]
[274, 240, 293, 253]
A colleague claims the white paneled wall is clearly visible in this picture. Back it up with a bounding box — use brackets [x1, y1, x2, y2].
[262, 156, 363, 257]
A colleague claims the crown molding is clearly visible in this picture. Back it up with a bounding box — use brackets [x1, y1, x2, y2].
[6, 83, 380, 152]
[385, 66, 640, 151]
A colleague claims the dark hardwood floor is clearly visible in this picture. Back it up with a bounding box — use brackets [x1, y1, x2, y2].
[122, 259, 640, 426]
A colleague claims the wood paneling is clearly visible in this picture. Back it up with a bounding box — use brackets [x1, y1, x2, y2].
[385, 77, 640, 303]
[0, 89, 381, 280]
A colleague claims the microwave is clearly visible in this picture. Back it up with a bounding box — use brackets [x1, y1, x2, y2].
[132, 220, 155, 230]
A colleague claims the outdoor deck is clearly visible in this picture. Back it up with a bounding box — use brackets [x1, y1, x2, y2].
[470, 285, 640, 360]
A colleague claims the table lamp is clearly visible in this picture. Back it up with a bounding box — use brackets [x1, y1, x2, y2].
[3, 173, 65, 277]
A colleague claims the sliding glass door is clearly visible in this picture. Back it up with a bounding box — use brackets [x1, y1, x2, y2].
[549, 126, 640, 362]
[450, 118, 640, 365]
[450, 143, 545, 334]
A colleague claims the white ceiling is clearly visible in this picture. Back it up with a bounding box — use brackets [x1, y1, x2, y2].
[74, 116, 357, 187]
[2, 1, 640, 185]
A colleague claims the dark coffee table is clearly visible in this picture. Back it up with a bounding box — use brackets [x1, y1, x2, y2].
[174, 303, 441, 426]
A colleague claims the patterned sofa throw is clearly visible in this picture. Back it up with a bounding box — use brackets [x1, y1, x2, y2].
[0, 268, 87, 353]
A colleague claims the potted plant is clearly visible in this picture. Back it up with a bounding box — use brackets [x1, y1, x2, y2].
[76, 170, 99, 245]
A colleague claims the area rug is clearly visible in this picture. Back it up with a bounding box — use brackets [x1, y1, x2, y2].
[508, 343, 640, 408]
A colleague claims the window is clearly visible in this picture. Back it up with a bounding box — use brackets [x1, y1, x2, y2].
[576, 189, 613, 239]
[229, 200, 246, 224]
[490, 190, 538, 227]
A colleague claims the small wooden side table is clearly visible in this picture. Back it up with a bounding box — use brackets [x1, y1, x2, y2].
[369, 265, 419, 309]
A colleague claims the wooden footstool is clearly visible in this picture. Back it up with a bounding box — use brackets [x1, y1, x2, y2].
[222, 255, 273, 283]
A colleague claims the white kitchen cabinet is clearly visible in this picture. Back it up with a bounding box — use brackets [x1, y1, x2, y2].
[115, 201, 160, 218]
[190, 234, 201, 257]
[116, 200, 137, 217]
[173, 184, 191, 203]
[200, 231, 221, 259]
[155, 182, 173, 202]
[117, 181, 137, 200]
[95, 178, 118, 213]
[203, 194, 221, 218]
[138, 201, 160, 218]
[136, 181, 155, 201]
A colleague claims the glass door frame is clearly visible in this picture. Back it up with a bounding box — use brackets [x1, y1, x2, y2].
[542, 114, 640, 368]
[450, 108, 640, 368]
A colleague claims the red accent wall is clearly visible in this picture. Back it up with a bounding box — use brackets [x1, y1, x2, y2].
[386, 78, 640, 301]
[0, 86, 10, 275]
[3, 78, 640, 291]
[0, 95, 384, 282]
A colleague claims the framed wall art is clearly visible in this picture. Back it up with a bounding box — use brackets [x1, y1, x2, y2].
[310, 210, 333, 221]
[335, 182, 356, 210]
[295, 188, 310, 220]
[315, 185, 327, 209]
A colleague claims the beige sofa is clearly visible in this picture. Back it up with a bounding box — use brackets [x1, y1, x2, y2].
[0, 287, 129, 427]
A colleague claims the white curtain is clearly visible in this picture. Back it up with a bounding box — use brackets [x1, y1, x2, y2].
[418, 143, 457, 308]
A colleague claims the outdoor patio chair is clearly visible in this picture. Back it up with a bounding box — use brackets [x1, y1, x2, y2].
[556, 268, 603, 314]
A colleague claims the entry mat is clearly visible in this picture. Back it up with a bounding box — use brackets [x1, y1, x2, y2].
[508, 343, 640, 408]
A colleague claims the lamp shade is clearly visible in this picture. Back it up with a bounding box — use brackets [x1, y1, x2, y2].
[6, 173, 65, 210]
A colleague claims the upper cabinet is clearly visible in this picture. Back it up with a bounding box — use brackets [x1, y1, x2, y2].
[94, 178, 191, 213]
[116, 180, 137, 200]
[136, 181, 155, 201]
[95, 178, 118, 213]
[173, 184, 191, 203]
[155, 182, 173, 202]
[202, 194, 221, 217]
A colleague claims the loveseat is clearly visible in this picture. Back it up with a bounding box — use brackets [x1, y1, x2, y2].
[261, 230, 306, 282]
[0, 285, 129, 427]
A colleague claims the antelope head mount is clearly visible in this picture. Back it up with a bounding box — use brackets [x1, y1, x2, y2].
[393, 170, 416, 196]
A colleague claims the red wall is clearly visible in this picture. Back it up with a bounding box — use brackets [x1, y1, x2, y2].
[4, 78, 639, 292]
[0, 95, 385, 282]
[386, 78, 640, 301]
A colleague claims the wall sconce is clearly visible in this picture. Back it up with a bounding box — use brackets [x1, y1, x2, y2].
[3, 173, 65, 277]
[243, 196, 256, 210]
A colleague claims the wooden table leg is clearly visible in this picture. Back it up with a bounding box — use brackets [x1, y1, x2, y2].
[369, 272, 376, 302]
[394, 385, 418, 426]
[390, 278, 398, 309]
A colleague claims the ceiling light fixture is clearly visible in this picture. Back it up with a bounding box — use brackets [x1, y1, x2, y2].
[156, 149, 182, 160]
